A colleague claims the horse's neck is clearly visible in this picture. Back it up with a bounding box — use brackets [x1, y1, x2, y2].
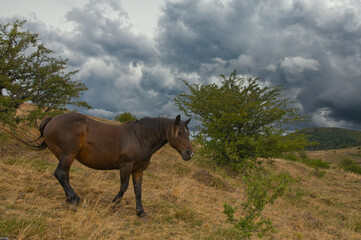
[140, 118, 171, 156]
[149, 138, 168, 156]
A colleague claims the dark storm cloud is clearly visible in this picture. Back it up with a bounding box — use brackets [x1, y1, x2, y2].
[157, 0, 252, 72]
[157, 0, 361, 129]
[64, 0, 157, 64]
[17, 0, 178, 119]
[2, 0, 361, 129]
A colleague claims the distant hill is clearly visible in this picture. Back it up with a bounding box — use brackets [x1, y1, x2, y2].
[298, 127, 361, 150]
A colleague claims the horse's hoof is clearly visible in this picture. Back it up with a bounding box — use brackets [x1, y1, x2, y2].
[141, 216, 149, 223]
[68, 204, 78, 211]
[138, 213, 149, 223]
[112, 195, 122, 205]
[67, 196, 82, 205]
[111, 204, 121, 213]
[112, 199, 122, 207]
[136, 210, 147, 219]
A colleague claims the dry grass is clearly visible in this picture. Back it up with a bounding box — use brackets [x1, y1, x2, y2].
[0, 134, 361, 239]
[15, 103, 37, 117]
[307, 147, 361, 165]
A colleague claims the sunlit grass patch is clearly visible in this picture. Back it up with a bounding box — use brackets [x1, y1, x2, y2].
[173, 204, 203, 227]
[0, 215, 46, 239]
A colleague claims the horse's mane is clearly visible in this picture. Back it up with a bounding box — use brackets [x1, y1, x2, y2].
[133, 117, 173, 144]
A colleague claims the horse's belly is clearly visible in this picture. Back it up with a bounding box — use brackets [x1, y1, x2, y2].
[76, 146, 119, 170]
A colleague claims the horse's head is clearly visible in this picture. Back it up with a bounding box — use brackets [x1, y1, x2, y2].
[168, 115, 194, 161]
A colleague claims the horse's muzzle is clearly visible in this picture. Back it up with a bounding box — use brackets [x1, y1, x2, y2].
[182, 149, 194, 161]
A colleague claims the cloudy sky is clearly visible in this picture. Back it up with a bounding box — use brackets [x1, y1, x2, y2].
[1, 0, 361, 130]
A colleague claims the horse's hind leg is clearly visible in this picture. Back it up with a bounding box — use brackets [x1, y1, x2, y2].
[54, 155, 81, 205]
[132, 171, 146, 217]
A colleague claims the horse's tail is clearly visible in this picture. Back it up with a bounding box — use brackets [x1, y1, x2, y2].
[38, 116, 52, 138]
[2, 116, 53, 151]
[35, 116, 53, 149]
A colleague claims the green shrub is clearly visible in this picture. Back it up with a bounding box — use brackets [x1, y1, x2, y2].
[313, 168, 327, 178]
[175, 70, 304, 238]
[301, 157, 330, 169]
[223, 170, 294, 239]
[175, 70, 308, 170]
[281, 153, 299, 162]
[114, 112, 138, 123]
[298, 151, 308, 159]
[340, 158, 361, 174]
[282, 152, 330, 169]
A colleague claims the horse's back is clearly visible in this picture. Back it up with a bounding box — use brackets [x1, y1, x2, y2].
[44, 112, 128, 169]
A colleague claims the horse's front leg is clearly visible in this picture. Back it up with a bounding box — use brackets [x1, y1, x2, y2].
[132, 171, 146, 217]
[112, 162, 133, 205]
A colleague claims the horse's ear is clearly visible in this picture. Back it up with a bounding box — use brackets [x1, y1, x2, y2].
[174, 115, 181, 125]
[184, 118, 191, 125]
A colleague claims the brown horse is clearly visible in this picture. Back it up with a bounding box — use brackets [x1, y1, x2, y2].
[22, 112, 193, 217]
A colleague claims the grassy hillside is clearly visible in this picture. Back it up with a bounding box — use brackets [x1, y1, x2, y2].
[1, 124, 361, 239]
[299, 127, 361, 150]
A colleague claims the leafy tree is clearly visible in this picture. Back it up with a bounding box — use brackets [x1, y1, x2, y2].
[114, 112, 138, 123]
[175, 70, 308, 169]
[175, 70, 307, 239]
[0, 20, 90, 126]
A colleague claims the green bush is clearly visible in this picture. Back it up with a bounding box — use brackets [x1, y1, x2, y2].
[313, 168, 327, 178]
[175, 70, 308, 170]
[224, 170, 294, 239]
[175, 70, 306, 238]
[114, 112, 138, 123]
[340, 158, 361, 174]
[281, 152, 330, 169]
[301, 158, 330, 169]
[281, 153, 299, 162]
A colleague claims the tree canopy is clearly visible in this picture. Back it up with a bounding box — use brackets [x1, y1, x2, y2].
[0, 20, 90, 125]
[175, 70, 308, 169]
